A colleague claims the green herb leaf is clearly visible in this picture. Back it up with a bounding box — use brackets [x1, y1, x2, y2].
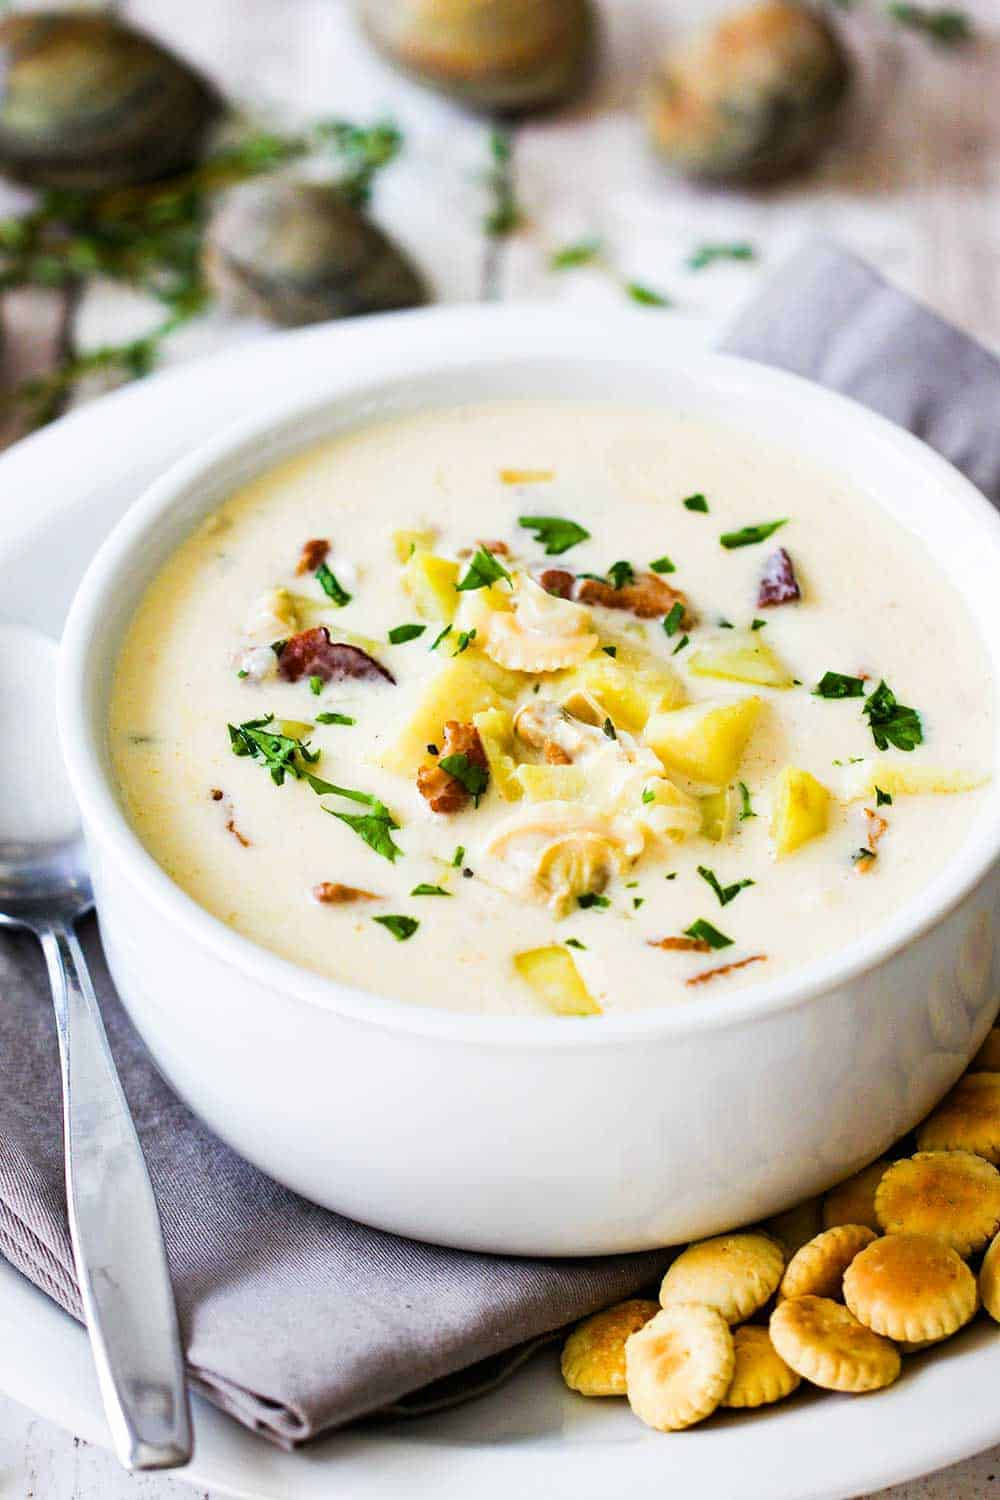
[317, 782, 403, 861]
[697, 865, 755, 907]
[887, 3, 972, 44]
[814, 671, 866, 699]
[429, 624, 452, 651]
[309, 675, 323, 696]
[237, 668, 249, 679]
[683, 918, 733, 949]
[483, 128, 521, 237]
[549, 239, 602, 269]
[738, 782, 756, 820]
[439, 752, 489, 805]
[852, 847, 876, 864]
[875, 786, 893, 807]
[663, 600, 684, 637]
[641, 786, 656, 804]
[315, 562, 352, 606]
[374, 914, 419, 941]
[671, 633, 690, 655]
[683, 494, 709, 513]
[625, 281, 670, 307]
[602, 645, 617, 658]
[456, 546, 512, 592]
[607, 560, 635, 590]
[602, 717, 617, 740]
[452, 845, 466, 867]
[750, 618, 767, 631]
[316, 711, 355, 726]
[452, 628, 477, 655]
[564, 937, 587, 950]
[518, 515, 590, 555]
[650, 555, 676, 574]
[389, 622, 426, 645]
[633, 896, 645, 909]
[578, 892, 611, 910]
[863, 680, 923, 753]
[411, 883, 451, 896]
[720, 520, 787, 549]
[686, 242, 757, 271]
[228, 715, 316, 786]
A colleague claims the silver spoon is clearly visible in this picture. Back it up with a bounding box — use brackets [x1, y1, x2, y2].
[0, 623, 191, 1471]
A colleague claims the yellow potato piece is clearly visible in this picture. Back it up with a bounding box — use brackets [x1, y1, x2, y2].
[513, 946, 600, 1016]
[699, 786, 736, 843]
[645, 697, 762, 791]
[560, 1299, 659, 1397]
[874, 1151, 1000, 1258]
[688, 630, 794, 689]
[765, 1199, 823, 1257]
[722, 1325, 800, 1409]
[380, 658, 503, 774]
[402, 549, 461, 622]
[841, 758, 989, 802]
[513, 764, 587, 802]
[979, 1230, 1000, 1323]
[659, 1232, 785, 1324]
[625, 1303, 735, 1432]
[823, 1160, 889, 1232]
[393, 527, 435, 563]
[969, 1026, 1000, 1072]
[779, 1225, 877, 1302]
[771, 767, 831, 856]
[843, 1233, 978, 1343]
[770, 1295, 900, 1393]
[916, 1072, 1000, 1164]
[472, 707, 522, 802]
[559, 650, 685, 732]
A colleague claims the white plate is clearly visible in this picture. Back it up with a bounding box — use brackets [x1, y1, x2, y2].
[1, 306, 997, 1500]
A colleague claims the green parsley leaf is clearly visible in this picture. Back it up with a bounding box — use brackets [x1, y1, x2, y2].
[549, 238, 602, 269]
[875, 786, 893, 807]
[683, 493, 709, 513]
[518, 515, 590, 555]
[608, 560, 634, 590]
[683, 918, 733, 949]
[602, 645, 617, 658]
[750, 618, 767, 631]
[271, 639, 287, 657]
[720, 520, 788, 549]
[663, 600, 684, 637]
[411, 883, 451, 896]
[671, 634, 689, 655]
[863, 680, 923, 753]
[315, 561, 352, 605]
[697, 865, 755, 907]
[439, 752, 489, 805]
[814, 671, 866, 699]
[602, 717, 617, 740]
[633, 896, 645, 910]
[237, 667, 249, 678]
[738, 781, 756, 820]
[664, 872, 677, 881]
[686, 242, 757, 271]
[452, 628, 477, 656]
[228, 715, 316, 786]
[389, 622, 426, 645]
[429, 624, 452, 651]
[578, 892, 611, 910]
[452, 845, 465, 867]
[852, 847, 876, 864]
[641, 786, 656, 804]
[887, 3, 972, 44]
[316, 711, 355, 725]
[564, 937, 587, 950]
[374, 914, 419, 941]
[309, 674, 323, 696]
[650, 555, 676, 574]
[456, 546, 512, 592]
[318, 782, 403, 861]
[625, 280, 670, 307]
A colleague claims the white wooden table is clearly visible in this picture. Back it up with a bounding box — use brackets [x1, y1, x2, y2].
[1, 0, 998, 1494]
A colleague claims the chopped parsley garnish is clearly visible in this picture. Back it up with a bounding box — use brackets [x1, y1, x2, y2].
[270, 638, 287, 657]
[863, 680, 923, 753]
[452, 628, 477, 655]
[650, 555, 676, 574]
[683, 918, 733, 949]
[429, 624, 452, 651]
[316, 711, 355, 726]
[439, 752, 488, 805]
[875, 786, 893, 807]
[750, 618, 767, 631]
[633, 897, 645, 910]
[565, 937, 587, 950]
[607, 560, 635, 590]
[374, 914, 419, 941]
[671, 634, 689, 655]
[315, 561, 352, 606]
[814, 671, 866, 699]
[602, 717, 617, 741]
[411, 883, 451, 896]
[602, 645, 617, 658]
[388, 622, 426, 645]
[687, 241, 757, 271]
[718, 618, 734, 629]
[549, 238, 602, 269]
[456, 546, 512, 591]
[519, 515, 590, 555]
[451, 845, 465, 867]
[738, 781, 756, 820]
[578, 892, 611, 910]
[309, 675, 323, 696]
[625, 280, 670, 307]
[720, 520, 787, 549]
[852, 847, 876, 864]
[319, 783, 403, 862]
[663, 600, 684, 637]
[228, 714, 319, 785]
[697, 865, 755, 907]
[237, 667, 249, 679]
[664, 872, 677, 881]
[641, 786, 656, 804]
[888, 3, 972, 44]
[683, 493, 709, 513]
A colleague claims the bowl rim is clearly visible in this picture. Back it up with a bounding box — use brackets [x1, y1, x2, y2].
[57, 305, 1000, 1048]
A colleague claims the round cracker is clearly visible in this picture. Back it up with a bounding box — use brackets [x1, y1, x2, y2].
[843, 1232, 978, 1343]
[779, 1225, 877, 1302]
[770, 1295, 900, 1393]
[969, 1026, 1000, 1073]
[916, 1073, 1000, 1163]
[625, 1303, 735, 1431]
[659, 1232, 785, 1324]
[561, 1299, 659, 1396]
[822, 1160, 889, 1232]
[875, 1150, 1000, 1257]
[764, 1199, 824, 1257]
[721, 1325, 800, 1409]
[979, 1230, 1000, 1324]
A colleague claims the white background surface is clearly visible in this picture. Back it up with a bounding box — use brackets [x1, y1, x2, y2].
[1, 0, 999, 1494]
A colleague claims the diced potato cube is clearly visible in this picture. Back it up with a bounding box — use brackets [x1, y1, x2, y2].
[379, 658, 503, 774]
[615, 642, 688, 712]
[402, 550, 460, 622]
[514, 946, 600, 1016]
[689, 631, 794, 689]
[645, 697, 762, 789]
[513, 764, 587, 801]
[393, 528, 436, 563]
[472, 707, 522, 801]
[462, 647, 526, 698]
[771, 766, 831, 855]
[841, 759, 989, 802]
[558, 650, 685, 732]
[699, 787, 735, 842]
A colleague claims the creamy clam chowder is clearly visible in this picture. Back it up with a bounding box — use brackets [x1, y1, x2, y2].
[110, 401, 993, 1017]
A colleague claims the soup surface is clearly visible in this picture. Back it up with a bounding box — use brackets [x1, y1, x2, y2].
[110, 400, 993, 1016]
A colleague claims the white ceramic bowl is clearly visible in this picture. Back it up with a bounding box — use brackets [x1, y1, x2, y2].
[58, 309, 1000, 1256]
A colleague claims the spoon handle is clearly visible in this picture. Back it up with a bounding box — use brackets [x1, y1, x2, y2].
[40, 921, 192, 1471]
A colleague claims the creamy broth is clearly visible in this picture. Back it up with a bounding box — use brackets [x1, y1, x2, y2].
[110, 401, 993, 1016]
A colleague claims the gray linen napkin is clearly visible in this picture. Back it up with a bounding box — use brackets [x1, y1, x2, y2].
[1, 242, 999, 1449]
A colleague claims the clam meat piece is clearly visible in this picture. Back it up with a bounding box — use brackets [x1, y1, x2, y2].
[202, 179, 426, 326]
[359, 0, 595, 114]
[0, 11, 222, 190]
[643, 0, 850, 184]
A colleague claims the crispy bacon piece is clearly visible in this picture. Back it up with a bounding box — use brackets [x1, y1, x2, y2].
[757, 547, 800, 607]
[856, 807, 889, 873]
[277, 627, 394, 685]
[544, 740, 573, 765]
[209, 788, 250, 845]
[416, 720, 488, 814]
[538, 568, 575, 599]
[577, 571, 690, 621]
[648, 936, 712, 953]
[686, 954, 767, 987]
[313, 882, 378, 904]
[296, 537, 331, 575]
[226, 817, 251, 848]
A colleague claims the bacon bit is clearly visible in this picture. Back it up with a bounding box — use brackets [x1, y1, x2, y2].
[686, 954, 767, 987]
[416, 720, 488, 814]
[458, 538, 511, 559]
[544, 740, 573, 765]
[226, 817, 251, 848]
[538, 568, 575, 599]
[296, 537, 331, 575]
[210, 787, 250, 845]
[210, 788, 224, 801]
[500, 468, 554, 484]
[577, 571, 691, 622]
[277, 626, 394, 685]
[757, 547, 800, 607]
[648, 936, 712, 953]
[313, 882, 378, 904]
[865, 808, 889, 849]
